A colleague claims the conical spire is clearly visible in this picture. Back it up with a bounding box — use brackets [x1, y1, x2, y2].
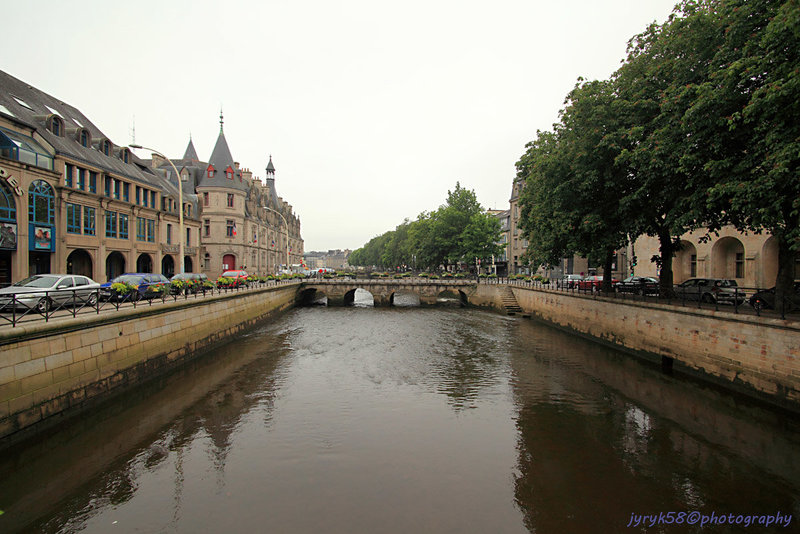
[183, 136, 199, 162]
[266, 155, 275, 174]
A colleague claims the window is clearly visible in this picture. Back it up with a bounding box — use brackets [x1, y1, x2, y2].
[123, 183, 129, 202]
[226, 219, 235, 237]
[103, 140, 110, 156]
[146, 218, 155, 242]
[207, 165, 215, 178]
[80, 130, 89, 147]
[28, 180, 55, 225]
[135, 186, 141, 205]
[136, 217, 146, 241]
[186, 204, 192, 217]
[226, 168, 234, 180]
[84, 206, 96, 236]
[89, 171, 97, 193]
[690, 254, 697, 278]
[122, 149, 129, 163]
[186, 227, 191, 246]
[67, 203, 81, 233]
[119, 213, 128, 239]
[203, 192, 209, 206]
[0, 181, 17, 222]
[114, 180, 121, 200]
[143, 189, 149, 208]
[204, 253, 211, 270]
[735, 252, 745, 278]
[104, 176, 111, 197]
[0, 127, 55, 170]
[167, 223, 172, 245]
[50, 116, 62, 136]
[204, 219, 210, 237]
[106, 211, 117, 238]
[65, 164, 74, 187]
[151, 191, 156, 208]
[77, 168, 85, 190]
[227, 193, 234, 208]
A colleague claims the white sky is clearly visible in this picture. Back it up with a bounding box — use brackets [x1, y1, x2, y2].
[4, 0, 677, 252]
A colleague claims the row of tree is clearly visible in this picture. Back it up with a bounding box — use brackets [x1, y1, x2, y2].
[348, 183, 505, 271]
[516, 0, 798, 299]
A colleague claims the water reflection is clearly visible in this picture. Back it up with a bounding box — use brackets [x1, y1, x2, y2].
[0, 308, 798, 533]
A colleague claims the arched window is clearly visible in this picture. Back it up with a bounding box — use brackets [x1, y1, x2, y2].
[103, 140, 111, 156]
[80, 129, 89, 147]
[207, 165, 215, 178]
[0, 180, 17, 222]
[50, 116, 63, 136]
[28, 180, 55, 225]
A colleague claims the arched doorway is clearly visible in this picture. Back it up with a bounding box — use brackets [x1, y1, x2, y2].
[106, 251, 126, 281]
[184, 256, 193, 273]
[222, 254, 236, 271]
[162, 255, 175, 278]
[136, 253, 153, 273]
[66, 249, 93, 277]
[711, 237, 745, 280]
[761, 237, 779, 288]
[28, 179, 55, 275]
[674, 240, 697, 283]
[0, 179, 18, 285]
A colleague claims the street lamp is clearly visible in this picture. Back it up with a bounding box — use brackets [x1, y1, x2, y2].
[129, 144, 184, 274]
[263, 205, 289, 272]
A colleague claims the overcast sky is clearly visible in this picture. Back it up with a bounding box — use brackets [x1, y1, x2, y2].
[4, 0, 677, 252]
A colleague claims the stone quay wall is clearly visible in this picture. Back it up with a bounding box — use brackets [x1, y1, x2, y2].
[0, 283, 299, 443]
[509, 285, 800, 410]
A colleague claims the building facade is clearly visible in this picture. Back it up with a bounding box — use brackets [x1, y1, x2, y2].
[150, 117, 303, 279]
[0, 70, 200, 285]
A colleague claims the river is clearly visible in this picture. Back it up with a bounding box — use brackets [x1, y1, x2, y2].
[1, 306, 798, 533]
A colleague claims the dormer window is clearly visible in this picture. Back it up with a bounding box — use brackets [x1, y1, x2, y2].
[225, 166, 234, 180]
[80, 129, 90, 147]
[120, 148, 129, 163]
[207, 165, 215, 178]
[49, 116, 63, 137]
[102, 140, 111, 156]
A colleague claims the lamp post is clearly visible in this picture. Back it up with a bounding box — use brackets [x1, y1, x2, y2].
[129, 144, 184, 274]
[263, 205, 289, 272]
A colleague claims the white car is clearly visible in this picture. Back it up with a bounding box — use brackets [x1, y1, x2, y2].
[0, 274, 101, 313]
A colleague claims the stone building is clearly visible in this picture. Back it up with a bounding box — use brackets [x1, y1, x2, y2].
[148, 116, 303, 278]
[507, 177, 530, 275]
[0, 69, 200, 285]
[632, 228, 793, 288]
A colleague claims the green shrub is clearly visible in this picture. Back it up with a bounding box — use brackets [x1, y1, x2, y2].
[111, 281, 136, 295]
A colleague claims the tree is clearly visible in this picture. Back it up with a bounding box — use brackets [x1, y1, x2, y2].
[611, 0, 723, 295]
[685, 0, 799, 302]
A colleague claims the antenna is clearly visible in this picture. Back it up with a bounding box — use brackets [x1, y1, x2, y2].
[130, 115, 136, 145]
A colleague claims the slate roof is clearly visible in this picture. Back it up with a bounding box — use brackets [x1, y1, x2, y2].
[0, 69, 168, 190]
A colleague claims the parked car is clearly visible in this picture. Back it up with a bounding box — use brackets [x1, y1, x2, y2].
[749, 281, 800, 312]
[577, 275, 619, 291]
[561, 274, 584, 288]
[616, 276, 660, 296]
[0, 274, 100, 313]
[100, 273, 170, 301]
[674, 278, 746, 304]
[170, 272, 212, 294]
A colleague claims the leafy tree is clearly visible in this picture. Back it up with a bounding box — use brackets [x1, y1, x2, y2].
[685, 0, 799, 301]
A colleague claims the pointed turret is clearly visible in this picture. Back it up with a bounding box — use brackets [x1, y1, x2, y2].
[199, 111, 248, 191]
[182, 136, 199, 163]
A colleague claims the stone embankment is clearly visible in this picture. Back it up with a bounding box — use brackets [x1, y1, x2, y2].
[0, 282, 298, 444]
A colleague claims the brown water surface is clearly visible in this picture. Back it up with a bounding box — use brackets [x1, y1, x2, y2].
[0, 307, 798, 533]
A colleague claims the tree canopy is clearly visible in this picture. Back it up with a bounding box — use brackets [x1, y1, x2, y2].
[349, 183, 505, 271]
[516, 0, 798, 297]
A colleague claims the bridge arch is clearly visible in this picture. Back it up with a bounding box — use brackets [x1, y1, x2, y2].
[437, 288, 468, 307]
[390, 291, 421, 307]
[344, 287, 374, 306]
[298, 287, 327, 306]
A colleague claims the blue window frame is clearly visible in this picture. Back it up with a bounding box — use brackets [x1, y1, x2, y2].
[136, 217, 146, 241]
[119, 213, 128, 239]
[106, 211, 117, 238]
[76, 168, 85, 190]
[84, 206, 96, 236]
[123, 183, 129, 202]
[89, 171, 97, 194]
[65, 164, 73, 188]
[67, 203, 81, 233]
[0, 127, 54, 170]
[0, 180, 16, 222]
[104, 176, 111, 197]
[146, 218, 155, 242]
[150, 191, 156, 208]
[28, 180, 54, 225]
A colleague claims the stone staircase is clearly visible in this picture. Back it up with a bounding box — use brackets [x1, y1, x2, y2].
[500, 285, 523, 315]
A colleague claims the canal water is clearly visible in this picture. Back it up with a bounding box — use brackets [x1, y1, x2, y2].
[1, 306, 798, 533]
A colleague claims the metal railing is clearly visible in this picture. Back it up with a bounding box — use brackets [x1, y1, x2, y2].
[0, 279, 302, 328]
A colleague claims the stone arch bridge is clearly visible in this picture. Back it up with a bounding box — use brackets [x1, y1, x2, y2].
[298, 279, 483, 307]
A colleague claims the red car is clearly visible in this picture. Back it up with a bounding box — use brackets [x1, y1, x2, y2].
[577, 275, 619, 291]
[220, 270, 249, 288]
